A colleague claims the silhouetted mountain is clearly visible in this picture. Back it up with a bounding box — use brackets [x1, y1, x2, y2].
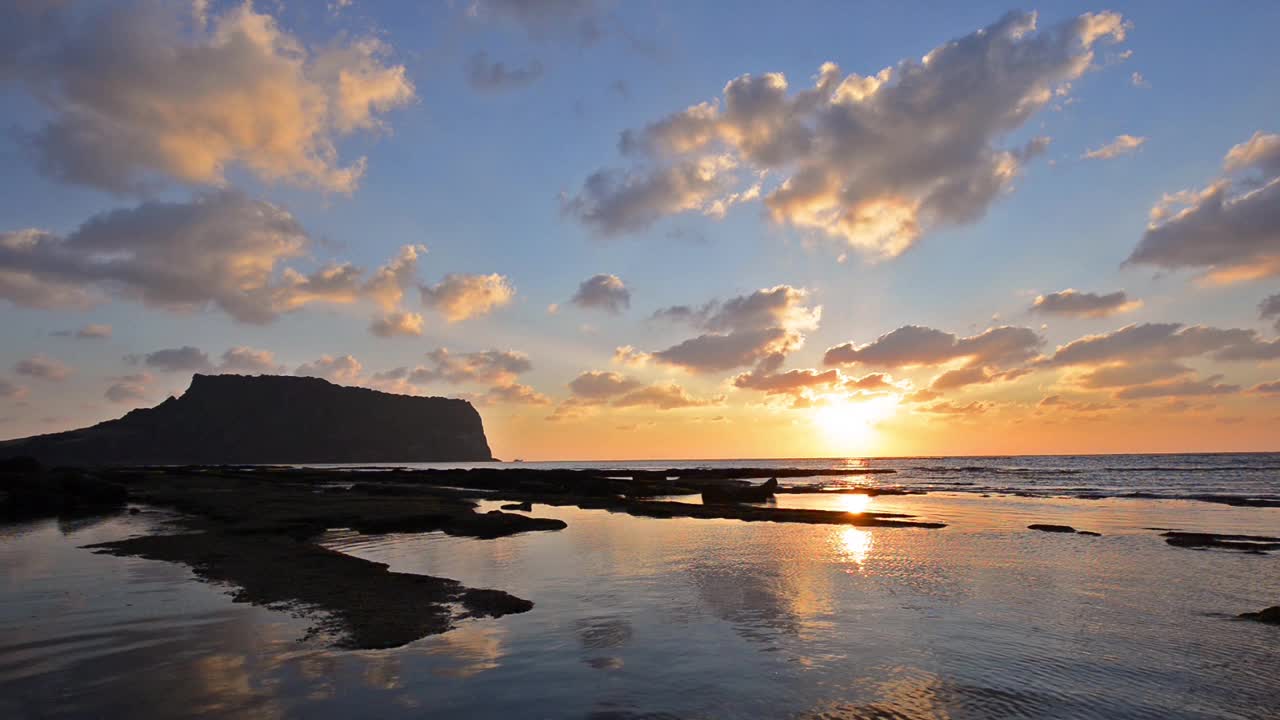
[0, 374, 493, 465]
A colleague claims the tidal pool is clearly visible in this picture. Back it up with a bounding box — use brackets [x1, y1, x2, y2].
[1, 493, 1276, 719]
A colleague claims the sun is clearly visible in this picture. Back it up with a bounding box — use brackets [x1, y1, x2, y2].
[812, 395, 899, 453]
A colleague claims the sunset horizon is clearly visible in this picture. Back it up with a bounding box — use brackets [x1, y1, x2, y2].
[1, 3, 1277, 718]
[1, 2, 1277, 463]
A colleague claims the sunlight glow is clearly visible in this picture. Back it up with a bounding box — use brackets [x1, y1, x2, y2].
[835, 526, 873, 567]
[837, 493, 872, 515]
[812, 395, 900, 453]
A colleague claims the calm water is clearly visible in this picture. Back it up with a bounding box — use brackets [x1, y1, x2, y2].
[2, 455, 1278, 719]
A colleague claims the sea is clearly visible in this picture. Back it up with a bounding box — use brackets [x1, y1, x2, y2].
[2, 453, 1277, 719]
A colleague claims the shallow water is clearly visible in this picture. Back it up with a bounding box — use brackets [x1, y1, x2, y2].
[2, 488, 1277, 719]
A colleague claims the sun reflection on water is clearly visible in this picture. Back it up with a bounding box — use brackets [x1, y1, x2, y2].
[835, 526, 873, 568]
[837, 493, 873, 515]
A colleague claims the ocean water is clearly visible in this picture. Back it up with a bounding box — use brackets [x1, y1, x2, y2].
[2, 454, 1278, 719]
[311, 452, 1280, 505]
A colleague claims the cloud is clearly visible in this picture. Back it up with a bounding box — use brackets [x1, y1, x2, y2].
[105, 373, 151, 404]
[51, 323, 112, 339]
[0, 191, 372, 324]
[364, 244, 427, 312]
[733, 368, 841, 394]
[916, 401, 990, 416]
[14, 354, 73, 381]
[1114, 375, 1239, 400]
[562, 155, 738, 236]
[566, 10, 1127, 256]
[1030, 289, 1141, 317]
[4, 1, 413, 194]
[296, 354, 364, 383]
[0, 260, 96, 310]
[1073, 360, 1190, 389]
[650, 286, 820, 373]
[1036, 395, 1115, 412]
[0, 377, 28, 399]
[1082, 134, 1146, 160]
[730, 366, 906, 408]
[420, 273, 515, 322]
[370, 311, 425, 337]
[928, 365, 1029, 391]
[271, 264, 363, 312]
[553, 376, 720, 417]
[1130, 71, 1150, 88]
[466, 51, 544, 91]
[128, 345, 283, 375]
[1261, 293, 1280, 331]
[218, 347, 281, 374]
[653, 329, 792, 373]
[825, 325, 1041, 369]
[568, 370, 642, 399]
[480, 382, 552, 406]
[1041, 322, 1280, 367]
[612, 345, 650, 367]
[611, 382, 722, 409]
[570, 274, 630, 313]
[395, 349, 533, 387]
[137, 346, 212, 373]
[650, 302, 716, 325]
[1251, 380, 1280, 394]
[468, 0, 606, 46]
[382, 348, 546, 406]
[1223, 131, 1280, 176]
[902, 388, 940, 404]
[1126, 131, 1280, 282]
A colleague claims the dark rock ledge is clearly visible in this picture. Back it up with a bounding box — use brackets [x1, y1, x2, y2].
[1237, 606, 1280, 625]
[6, 463, 946, 649]
[81, 470, 564, 650]
[1028, 524, 1101, 536]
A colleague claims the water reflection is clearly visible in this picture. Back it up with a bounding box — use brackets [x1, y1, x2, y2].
[3, 496, 1279, 719]
[834, 526, 873, 568]
[419, 622, 506, 678]
[810, 668, 1055, 720]
[577, 615, 632, 671]
[837, 493, 873, 514]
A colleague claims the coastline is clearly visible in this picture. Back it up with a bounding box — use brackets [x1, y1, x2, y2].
[3, 481, 1276, 719]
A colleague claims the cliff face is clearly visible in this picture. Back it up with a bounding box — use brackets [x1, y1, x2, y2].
[1, 374, 494, 465]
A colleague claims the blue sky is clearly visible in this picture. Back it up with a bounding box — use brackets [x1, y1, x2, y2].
[1, 1, 1278, 458]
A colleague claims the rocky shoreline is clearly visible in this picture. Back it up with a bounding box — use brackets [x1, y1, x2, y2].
[6, 461, 1275, 650]
[2, 462, 946, 649]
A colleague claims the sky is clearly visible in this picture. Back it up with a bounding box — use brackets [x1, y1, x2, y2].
[1, 0, 1279, 460]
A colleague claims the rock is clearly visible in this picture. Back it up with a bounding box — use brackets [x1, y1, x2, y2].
[88, 530, 534, 649]
[702, 477, 779, 504]
[2, 468, 127, 519]
[615, 498, 946, 529]
[1028, 524, 1100, 536]
[0, 374, 493, 465]
[0, 456, 41, 473]
[1028, 524, 1078, 533]
[444, 510, 566, 539]
[1161, 531, 1280, 553]
[501, 501, 534, 512]
[1238, 606, 1280, 625]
